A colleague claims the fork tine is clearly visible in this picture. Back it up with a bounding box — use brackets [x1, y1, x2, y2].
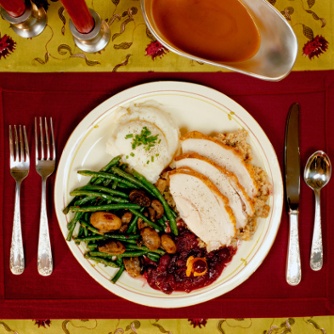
[44, 117, 50, 160]
[14, 125, 19, 161]
[35, 117, 39, 161]
[35, 117, 55, 161]
[39, 117, 44, 160]
[50, 118, 55, 160]
[9, 125, 14, 163]
[18, 125, 24, 162]
[22, 125, 30, 164]
[19, 125, 27, 162]
[39, 117, 45, 160]
[35, 117, 45, 161]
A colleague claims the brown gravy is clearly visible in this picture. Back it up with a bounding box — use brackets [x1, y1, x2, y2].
[149, 0, 261, 62]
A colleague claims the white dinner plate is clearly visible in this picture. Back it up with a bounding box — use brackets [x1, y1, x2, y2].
[54, 81, 283, 308]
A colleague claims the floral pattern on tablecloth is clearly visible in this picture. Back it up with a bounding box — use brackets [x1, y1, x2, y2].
[0, 0, 333, 72]
[0, 317, 332, 333]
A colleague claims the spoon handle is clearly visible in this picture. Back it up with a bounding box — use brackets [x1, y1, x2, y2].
[310, 189, 323, 271]
[286, 210, 301, 285]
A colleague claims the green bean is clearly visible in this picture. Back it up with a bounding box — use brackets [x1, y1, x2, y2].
[111, 265, 125, 284]
[77, 185, 129, 198]
[126, 215, 139, 234]
[69, 203, 141, 212]
[129, 208, 163, 231]
[89, 250, 147, 258]
[80, 221, 103, 235]
[90, 155, 122, 184]
[146, 252, 161, 262]
[127, 207, 145, 234]
[75, 235, 107, 242]
[84, 254, 119, 268]
[70, 190, 128, 203]
[127, 244, 165, 256]
[103, 234, 140, 242]
[74, 235, 107, 242]
[77, 224, 88, 239]
[70, 190, 113, 201]
[64, 157, 125, 214]
[157, 217, 167, 229]
[132, 170, 178, 235]
[75, 233, 140, 244]
[111, 166, 144, 189]
[63, 194, 97, 215]
[78, 170, 139, 189]
[66, 211, 83, 241]
[87, 243, 98, 251]
[118, 250, 148, 258]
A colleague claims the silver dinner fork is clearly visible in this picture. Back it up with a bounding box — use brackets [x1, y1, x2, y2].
[9, 125, 30, 275]
[35, 117, 56, 276]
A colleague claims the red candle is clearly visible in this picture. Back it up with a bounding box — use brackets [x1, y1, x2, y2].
[60, 0, 95, 34]
[0, 0, 26, 18]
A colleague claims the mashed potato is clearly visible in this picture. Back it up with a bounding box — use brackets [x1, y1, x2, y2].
[106, 101, 180, 183]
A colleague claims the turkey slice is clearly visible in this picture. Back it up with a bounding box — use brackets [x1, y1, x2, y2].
[169, 168, 236, 251]
[175, 153, 254, 228]
[181, 131, 258, 198]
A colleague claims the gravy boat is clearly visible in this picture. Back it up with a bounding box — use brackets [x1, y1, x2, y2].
[141, 0, 298, 81]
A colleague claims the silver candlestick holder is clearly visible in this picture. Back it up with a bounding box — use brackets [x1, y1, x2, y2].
[69, 9, 110, 53]
[0, 1, 47, 38]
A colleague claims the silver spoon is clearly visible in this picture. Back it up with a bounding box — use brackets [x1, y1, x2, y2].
[304, 150, 332, 271]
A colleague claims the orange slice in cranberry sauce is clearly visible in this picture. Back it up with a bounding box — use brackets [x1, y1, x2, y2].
[150, 0, 261, 62]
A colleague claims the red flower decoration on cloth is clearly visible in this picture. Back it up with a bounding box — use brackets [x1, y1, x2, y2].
[145, 40, 168, 60]
[0, 34, 16, 59]
[302, 35, 329, 59]
[188, 318, 207, 328]
[34, 319, 51, 328]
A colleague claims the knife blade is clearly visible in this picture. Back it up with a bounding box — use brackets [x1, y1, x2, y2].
[284, 102, 301, 285]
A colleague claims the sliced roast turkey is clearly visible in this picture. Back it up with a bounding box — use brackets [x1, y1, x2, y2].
[174, 153, 254, 229]
[169, 167, 236, 251]
[181, 131, 258, 198]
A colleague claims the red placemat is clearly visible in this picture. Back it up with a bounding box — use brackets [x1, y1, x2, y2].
[0, 70, 334, 318]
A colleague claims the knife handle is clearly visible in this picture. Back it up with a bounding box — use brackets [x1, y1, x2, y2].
[286, 210, 301, 285]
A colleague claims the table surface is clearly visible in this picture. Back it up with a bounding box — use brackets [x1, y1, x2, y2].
[0, 0, 332, 73]
[1, 0, 334, 332]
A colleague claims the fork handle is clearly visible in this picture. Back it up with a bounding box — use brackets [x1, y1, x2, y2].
[37, 177, 53, 276]
[10, 181, 25, 275]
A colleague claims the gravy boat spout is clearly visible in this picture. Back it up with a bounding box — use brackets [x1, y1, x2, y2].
[141, 0, 298, 81]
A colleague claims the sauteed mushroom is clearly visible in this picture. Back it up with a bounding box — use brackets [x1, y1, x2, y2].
[129, 189, 151, 207]
[141, 227, 161, 250]
[151, 199, 164, 219]
[161, 234, 177, 254]
[123, 257, 141, 278]
[90, 212, 122, 233]
[98, 241, 125, 255]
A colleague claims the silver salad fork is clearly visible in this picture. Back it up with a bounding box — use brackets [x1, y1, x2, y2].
[35, 117, 56, 276]
[9, 125, 30, 275]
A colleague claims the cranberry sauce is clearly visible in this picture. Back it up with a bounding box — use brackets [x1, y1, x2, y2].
[143, 228, 237, 294]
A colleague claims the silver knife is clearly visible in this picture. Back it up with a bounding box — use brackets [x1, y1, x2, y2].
[284, 102, 301, 286]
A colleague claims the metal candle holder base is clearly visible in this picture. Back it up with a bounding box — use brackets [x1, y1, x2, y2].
[69, 9, 110, 53]
[0, 2, 47, 38]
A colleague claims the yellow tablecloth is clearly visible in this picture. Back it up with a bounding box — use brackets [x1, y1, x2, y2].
[1, 317, 334, 333]
[0, 0, 333, 72]
[1, 1, 334, 331]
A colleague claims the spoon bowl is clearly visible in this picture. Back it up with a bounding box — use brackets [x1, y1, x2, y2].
[304, 150, 332, 271]
[141, 0, 298, 81]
